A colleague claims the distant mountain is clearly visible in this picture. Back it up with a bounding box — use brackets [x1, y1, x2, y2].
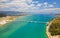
[0, 11, 60, 16]
[0, 11, 26, 16]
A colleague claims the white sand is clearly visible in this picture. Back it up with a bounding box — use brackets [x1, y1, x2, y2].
[0, 20, 6, 24]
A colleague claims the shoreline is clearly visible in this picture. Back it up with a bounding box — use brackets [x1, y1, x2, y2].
[46, 21, 53, 38]
[46, 18, 57, 38]
[0, 16, 19, 26]
[0, 15, 29, 26]
[46, 17, 60, 38]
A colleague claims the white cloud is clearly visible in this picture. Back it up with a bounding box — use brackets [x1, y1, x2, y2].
[0, 0, 38, 12]
[37, 4, 42, 7]
[0, 0, 57, 13]
[0, 0, 8, 2]
[44, 2, 48, 5]
[43, 2, 55, 8]
[32, 1, 39, 4]
[48, 4, 54, 7]
[34, 8, 60, 13]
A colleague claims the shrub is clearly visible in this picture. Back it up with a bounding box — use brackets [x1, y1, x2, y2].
[49, 17, 60, 36]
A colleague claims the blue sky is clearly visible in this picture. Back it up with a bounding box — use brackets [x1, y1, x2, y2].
[0, 0, 60, 13]
[34, 0, 60, 8]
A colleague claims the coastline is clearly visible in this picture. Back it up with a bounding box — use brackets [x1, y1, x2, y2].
[46, 21, 53, 38]
[46, 17, 60, 38]
[0, 16, 19, 26]
[0, 15, 29, 26]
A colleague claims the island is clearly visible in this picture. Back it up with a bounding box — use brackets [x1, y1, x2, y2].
[46, 16, 60, 38]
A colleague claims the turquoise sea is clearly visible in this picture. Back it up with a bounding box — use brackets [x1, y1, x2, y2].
[0, 14, 55, 38]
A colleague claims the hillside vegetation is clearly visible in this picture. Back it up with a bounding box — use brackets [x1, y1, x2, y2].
[49, 17, 60, 36]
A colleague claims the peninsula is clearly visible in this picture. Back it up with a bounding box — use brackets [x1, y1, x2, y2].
[46, 16, 60, 38]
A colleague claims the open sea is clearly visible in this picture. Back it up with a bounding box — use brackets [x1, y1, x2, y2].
[0, 14, 56, 38]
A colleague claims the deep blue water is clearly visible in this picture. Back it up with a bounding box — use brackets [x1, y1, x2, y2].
[0, 14, 55, 38]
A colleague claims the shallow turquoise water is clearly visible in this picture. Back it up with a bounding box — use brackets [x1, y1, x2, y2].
[0, 14, 55, 38]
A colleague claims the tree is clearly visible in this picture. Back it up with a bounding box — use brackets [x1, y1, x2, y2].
[49, 17, 60, 36]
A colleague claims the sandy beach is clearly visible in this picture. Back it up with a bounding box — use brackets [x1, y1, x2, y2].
[46, 21, 53, 38]
[0, 16, 18, 26]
